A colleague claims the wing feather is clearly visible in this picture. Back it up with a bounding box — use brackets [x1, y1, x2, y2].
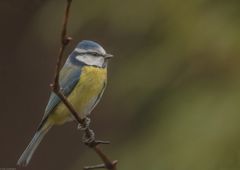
[37, 64, 82, 129]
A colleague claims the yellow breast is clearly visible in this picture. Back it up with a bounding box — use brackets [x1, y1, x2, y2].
[49, 66, 107, 125]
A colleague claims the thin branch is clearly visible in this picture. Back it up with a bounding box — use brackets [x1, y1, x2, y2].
[51, 0, 72, 92]
[50, 0, 117, 170]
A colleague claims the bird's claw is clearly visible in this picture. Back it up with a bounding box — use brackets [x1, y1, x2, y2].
[83, 129, 95, 144]
[77, 117, 91, 130]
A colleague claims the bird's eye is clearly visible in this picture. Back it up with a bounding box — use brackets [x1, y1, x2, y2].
[92, 52, 98, 56]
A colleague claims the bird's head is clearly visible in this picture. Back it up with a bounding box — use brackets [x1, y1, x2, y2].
[69, 40, 113, 67]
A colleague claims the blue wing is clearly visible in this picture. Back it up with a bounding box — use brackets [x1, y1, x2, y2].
[38, 63, 82, 129]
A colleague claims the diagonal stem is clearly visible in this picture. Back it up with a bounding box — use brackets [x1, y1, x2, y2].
[50, 0, 118, 170]
[93, 146, 118, 170]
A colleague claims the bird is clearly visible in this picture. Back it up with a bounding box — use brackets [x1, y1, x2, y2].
[17, 40, 113, 166]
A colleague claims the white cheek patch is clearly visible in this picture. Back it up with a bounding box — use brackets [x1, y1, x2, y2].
[76, 55, 105, 67]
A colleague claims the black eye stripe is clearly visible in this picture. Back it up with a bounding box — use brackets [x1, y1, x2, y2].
[92, 52, 98, 56]
[76, 51, 103, 57]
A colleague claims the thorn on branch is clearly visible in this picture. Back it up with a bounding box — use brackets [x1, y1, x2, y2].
[84, 160, 118, 170]
[50, 83, 60, 92]
[84, 163, 106, 170]
[62, 36, 72, 45]
[85, 139, 111, 148]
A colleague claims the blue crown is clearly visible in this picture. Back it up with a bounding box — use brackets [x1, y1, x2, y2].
[76, 40, 103, 50]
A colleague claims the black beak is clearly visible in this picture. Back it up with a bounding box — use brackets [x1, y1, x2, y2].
[104, 53, 114, 59]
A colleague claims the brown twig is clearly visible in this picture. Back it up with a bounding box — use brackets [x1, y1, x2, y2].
[50, 0, 117, 170]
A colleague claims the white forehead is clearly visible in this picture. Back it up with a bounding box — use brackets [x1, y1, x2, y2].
[74, 46, 106, 55]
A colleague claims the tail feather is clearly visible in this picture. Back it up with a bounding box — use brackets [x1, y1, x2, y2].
[17, 126, 51, 166]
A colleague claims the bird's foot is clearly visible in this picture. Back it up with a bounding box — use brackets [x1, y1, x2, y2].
[83, 129, 95, 144]
[77, 117, 110, 147]
[82, 129, 110, 147]
[77, 117, 91, 130]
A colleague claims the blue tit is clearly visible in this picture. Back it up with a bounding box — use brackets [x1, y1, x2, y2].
[17, 40, 113, 166]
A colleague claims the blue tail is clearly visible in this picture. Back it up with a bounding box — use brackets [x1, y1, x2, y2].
[17, 126, 50, 166]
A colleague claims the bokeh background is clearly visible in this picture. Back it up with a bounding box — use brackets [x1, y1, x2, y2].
[1, 0, 240, 170]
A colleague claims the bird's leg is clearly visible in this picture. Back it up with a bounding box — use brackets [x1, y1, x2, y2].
[77, 117, 95, 143]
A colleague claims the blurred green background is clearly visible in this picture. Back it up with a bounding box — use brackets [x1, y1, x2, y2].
[1, 0, 240, 170]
